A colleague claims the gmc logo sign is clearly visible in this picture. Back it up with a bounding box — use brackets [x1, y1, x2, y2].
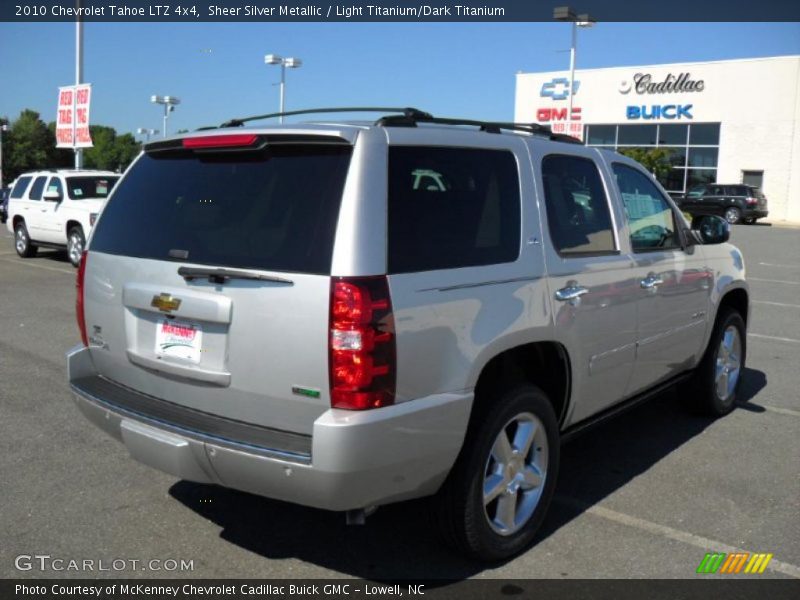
[537, 107, 582, 122]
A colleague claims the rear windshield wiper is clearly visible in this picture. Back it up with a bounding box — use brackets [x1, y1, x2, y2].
[177, 266, 294, 285]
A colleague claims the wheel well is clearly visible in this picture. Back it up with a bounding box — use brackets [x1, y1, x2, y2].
[718, 288, 749, 326]
[473, 342, 571, 426]
[12, 215, 25, 229]
[66, 220, 83, 236]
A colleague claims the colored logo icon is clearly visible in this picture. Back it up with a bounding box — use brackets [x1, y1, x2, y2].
[540, 77, 580, 100]
[696, 552, 774, 574]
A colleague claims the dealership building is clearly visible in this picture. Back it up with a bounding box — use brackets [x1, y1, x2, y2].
[515, 55, 800, 223]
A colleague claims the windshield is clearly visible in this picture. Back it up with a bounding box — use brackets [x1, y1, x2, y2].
[67, 176, 120, 200]
[89, 144, 352, 275]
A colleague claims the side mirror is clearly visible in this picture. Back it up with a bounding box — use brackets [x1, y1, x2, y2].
[691, 215, 730, 245]
[43, 190, 62, 202]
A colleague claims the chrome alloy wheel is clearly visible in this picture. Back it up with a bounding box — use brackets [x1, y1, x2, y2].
[715, 325, 742, 402]
[68, 231, 83, 265]
[15, 227, 27, 254]
[483, 412, 548, 536]
[724, 208, 740, 224]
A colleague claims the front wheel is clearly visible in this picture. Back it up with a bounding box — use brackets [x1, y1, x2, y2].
[67, 226, 85, 268]
[724, 207, 741, 224]
[14, 221, 37, 258]
[686, 308, 746, 416]
[433, 385, 560, 561]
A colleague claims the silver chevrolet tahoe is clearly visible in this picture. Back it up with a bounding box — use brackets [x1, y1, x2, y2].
[67, 108, 748, 561]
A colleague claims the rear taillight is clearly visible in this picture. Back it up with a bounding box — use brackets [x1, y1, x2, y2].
[329, 276, 396, 410]
[76, 251, 88, 347]
[746, 197, 758, 205]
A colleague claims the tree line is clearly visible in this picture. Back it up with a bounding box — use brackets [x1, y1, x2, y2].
[1, 109, 141, 185]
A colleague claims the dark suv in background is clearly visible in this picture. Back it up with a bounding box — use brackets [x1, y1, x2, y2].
[677, 184, 768, 224]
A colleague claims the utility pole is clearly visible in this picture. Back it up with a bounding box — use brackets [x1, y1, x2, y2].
[75, 0, 84, 169]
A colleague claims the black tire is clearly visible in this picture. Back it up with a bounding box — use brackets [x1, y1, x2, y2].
[67, 226, 85, 268]
[724, 207, 741, 225]
[14, 221, 37, 258]
[432, 384, 560, 561]
[686, 308, 746, 417]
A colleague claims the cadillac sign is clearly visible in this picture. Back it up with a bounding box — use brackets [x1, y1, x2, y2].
[619, 72, 705, 95]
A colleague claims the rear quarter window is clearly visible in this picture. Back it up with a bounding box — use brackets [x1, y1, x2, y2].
[387, 146, 521, 273]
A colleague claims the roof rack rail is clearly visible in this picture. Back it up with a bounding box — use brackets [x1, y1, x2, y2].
[376, 113, 582, 144]
[215, 106, 581, 144]
[219, 107, 432, 128]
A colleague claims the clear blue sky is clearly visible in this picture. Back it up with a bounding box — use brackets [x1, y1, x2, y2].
[1, 22, 799, 137]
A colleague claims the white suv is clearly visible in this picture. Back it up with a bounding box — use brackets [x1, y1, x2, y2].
[7, 169, 120, 267]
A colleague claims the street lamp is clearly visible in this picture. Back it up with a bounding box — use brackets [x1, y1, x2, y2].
[554, 6, 595, 139]
[264, 54, 303, 123]
[136, 127, 159, 142]
[0, 124, 8, 189]
[150, 95, 180, 138]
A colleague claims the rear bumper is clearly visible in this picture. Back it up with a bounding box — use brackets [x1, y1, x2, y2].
[744, 208, 768, 219]
[67, 345, 472, 511]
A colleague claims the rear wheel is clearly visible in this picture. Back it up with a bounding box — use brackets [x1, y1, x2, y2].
[433, 385, 559, 561]
[67, 226, 85, 268]
[724, 207, 741, 224]
[686, 308, 746, 416]
[14, 221, 37, 258]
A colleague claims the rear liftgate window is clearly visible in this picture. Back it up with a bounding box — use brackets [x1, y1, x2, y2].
[90, 144, 352, 275]
[388, 146, 521, 273]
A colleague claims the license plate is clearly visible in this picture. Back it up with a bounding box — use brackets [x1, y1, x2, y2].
[155, 319, 202, 364]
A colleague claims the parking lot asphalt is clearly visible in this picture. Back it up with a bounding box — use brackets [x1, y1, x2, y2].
[0, 223, 798, 581]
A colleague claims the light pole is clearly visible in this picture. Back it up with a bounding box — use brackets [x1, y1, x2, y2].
[554, 6, 595, 139]
[136, 128, 159, 143]
[0, 123, 7, 189]
[264, 54, 303, 123]
[150, 95, 180, 138]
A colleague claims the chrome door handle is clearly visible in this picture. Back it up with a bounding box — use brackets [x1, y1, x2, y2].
[640, 275, 664, 289]
[555, 285, 589, 302]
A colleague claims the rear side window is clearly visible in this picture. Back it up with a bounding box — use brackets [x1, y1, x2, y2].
[541, 155, 616, 255]
[10, 177, 32, 199]
[90, 145, 352, 274]
[67, 176, 119, 199]
[28, 176, 48, 201]
[388, 146, 521, 273]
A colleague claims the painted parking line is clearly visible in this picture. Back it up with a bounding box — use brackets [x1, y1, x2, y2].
[555, 496, 800, 579]
[756, 404, 800, 418]
[748, 278, 800, 286]
[0, 257, 73, 275]
[753, 301, 800, 309]
[758, 262, 800, 269]
[748, 333, 800, 344]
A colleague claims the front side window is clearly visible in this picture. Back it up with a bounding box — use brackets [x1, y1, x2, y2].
[67, 176, 120, 200]
[46, 177, 63, 198]
[541, 155, 616, 256]
[613, 163, 680, 252]
[388, 146, 521, 273]
[28, 176, 48, 201]
[10, 176, 32, 199]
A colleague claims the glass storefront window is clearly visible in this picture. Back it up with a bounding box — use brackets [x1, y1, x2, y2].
[658, 124, 688, 145]
[660, 168, 686, 192]
[587, 125, 616, 145]
[688, 147, 719, 168]
[660, 147, 687, 168]
[618, 124, 657, 145]
[685, 169, 717, 188]
[689, 123, 721, 145]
